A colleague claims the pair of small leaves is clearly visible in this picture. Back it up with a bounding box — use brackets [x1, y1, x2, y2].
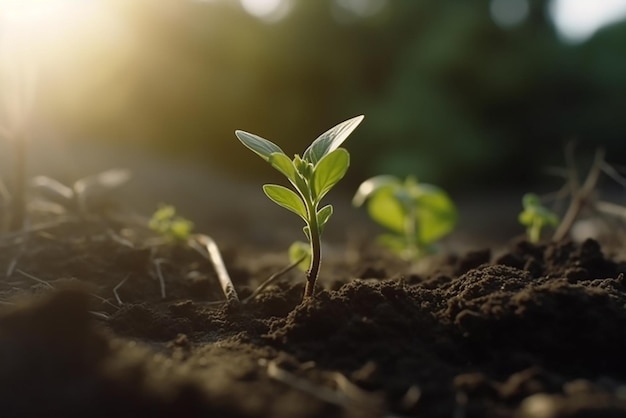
[519, 193, 559, 227]
[149, 205, 194, 241]
[268, 148, 349, 202]
[235, 115, 363, 165]
[263, 183, 333, 232]
[518, 193, 559, 243]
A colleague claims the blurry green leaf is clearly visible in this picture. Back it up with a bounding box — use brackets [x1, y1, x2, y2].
[263, 184, 307, 221]
[169, 218, 194, 240]
[288, 241, 311, 272]
[352, 175, 402, 207]
[235, 130, 285, 162]
[413, 188, 457, 245]
[149, 204, 194, 241]
[312, 148, 349, 201]
[303, 115, 363, 165]
[366, 187, 406, 234]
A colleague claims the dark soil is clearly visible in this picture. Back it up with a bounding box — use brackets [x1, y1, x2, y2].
[2, 218, 626, 418]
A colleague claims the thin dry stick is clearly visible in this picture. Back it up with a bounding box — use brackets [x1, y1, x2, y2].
[243, 255, 305, 304]
[89, 311, 111, 320]
[553, 149, 605, 242]
[152, 258, 167, 299]
[595, 201, 626, 221]
[16, 268, 54, 288]
[601, 161, 626, 188]
[113, 275, 130, 306]
[190, 234, 239, 304]
[265, 360, 354, 407]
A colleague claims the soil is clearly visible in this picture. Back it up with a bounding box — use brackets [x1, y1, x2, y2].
[2, 214, 626, 418]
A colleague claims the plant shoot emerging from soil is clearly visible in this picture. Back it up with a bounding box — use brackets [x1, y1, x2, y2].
[149, 204, 195, 242]
[519, 193, 559, 243]
[353, 175, 457, 260]
[235, 115, 364, 299]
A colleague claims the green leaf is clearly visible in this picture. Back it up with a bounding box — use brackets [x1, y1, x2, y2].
[412, 188, 457, 245]
[312, 149, 349, 201]
[269, 153, 297, 183]
[352, 175, 402, 207]
[263, 184, 307, 221]
[303, 115, 364, 165]
[169, 218, 194, 240]
[288, 241, 311, 272]
[316, 204, 333, 232]
[522, 193, 541, 209]
[366, 186, 407, 234]
[303, 225, 311, 241]
[235, 130, 285, 162]
[518, 210, 535, 226]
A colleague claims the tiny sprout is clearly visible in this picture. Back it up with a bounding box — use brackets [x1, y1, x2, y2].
[236, 115, 364, 299]
[149, 205, 194, 241]
[353, 175, 457, 260]
[518, 193, 559, 244]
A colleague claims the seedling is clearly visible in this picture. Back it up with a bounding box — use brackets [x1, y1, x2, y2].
[149, 204, 194, 242]
[518, 193, 559, 243]
[353, 175, 457, 260]
[235, 115, 364, 299]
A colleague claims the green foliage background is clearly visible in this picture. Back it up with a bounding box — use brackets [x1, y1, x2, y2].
[26, 0, 626, 190]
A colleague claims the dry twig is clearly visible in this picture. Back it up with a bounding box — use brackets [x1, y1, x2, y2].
[113, 275, 130, 306]
[189, 234, 239, 304]
[552, 148, 605, 241]
[243, 255, 305, 304]
[152, 257, 168, 300]
[264, 359, 381, 410]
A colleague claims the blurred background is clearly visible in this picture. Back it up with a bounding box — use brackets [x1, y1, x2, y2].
[1, 0, 626, 247]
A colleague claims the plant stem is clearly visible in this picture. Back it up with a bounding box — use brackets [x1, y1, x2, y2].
[529, 222, 540, 244]
[404, 205, 418, 259]
[304, 202, 321, 299]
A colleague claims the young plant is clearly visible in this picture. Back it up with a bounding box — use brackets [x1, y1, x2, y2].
[353, 175, 457, 260]
[518, 193, 559, 243]
[149, 204, 194, 242]
[235, 115, 364, 299]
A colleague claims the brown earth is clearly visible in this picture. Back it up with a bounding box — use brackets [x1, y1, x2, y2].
[1, 212, 626, 418]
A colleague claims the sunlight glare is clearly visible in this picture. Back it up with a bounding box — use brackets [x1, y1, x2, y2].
[550, 0, 626, 43]
[240, 0, 290, 22]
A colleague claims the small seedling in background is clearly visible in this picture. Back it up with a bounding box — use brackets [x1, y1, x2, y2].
[288, 241, 311, 272]
[235, 115, 364, 299]
[518, 193, 559, 243]
[149, 204, 194, 242]
[353, 175, 457, 260]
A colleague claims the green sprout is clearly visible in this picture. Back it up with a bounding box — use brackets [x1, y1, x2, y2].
[353, 175, 457, 260]
[235, 115, 364, 299]
[149, 204, 194, 242]
[518, 193, 559, 243]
